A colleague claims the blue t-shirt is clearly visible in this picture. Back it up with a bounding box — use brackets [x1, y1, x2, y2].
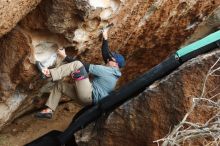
[89, 64, 121, 103]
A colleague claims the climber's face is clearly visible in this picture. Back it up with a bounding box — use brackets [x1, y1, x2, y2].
[107, 58, 118, 68]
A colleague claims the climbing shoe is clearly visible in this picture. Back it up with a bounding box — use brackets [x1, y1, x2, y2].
[36, 61, 47, 80]
[35, 108, 53, 119]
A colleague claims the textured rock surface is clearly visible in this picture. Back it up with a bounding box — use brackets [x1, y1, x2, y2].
[0, 28, 37, 128]
[19, 0, 124, 52]
[15, 0, 220, 84]
[114, 0, 220, 84]
[76, 49, 220, 146]
[0, 0, 41, 37]
[0, 0, 219, 145]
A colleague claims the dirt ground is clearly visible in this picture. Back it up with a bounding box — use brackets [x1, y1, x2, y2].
[0, 102, 81, 146]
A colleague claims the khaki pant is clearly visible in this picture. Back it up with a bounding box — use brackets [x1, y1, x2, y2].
[46, 61, 93, 111]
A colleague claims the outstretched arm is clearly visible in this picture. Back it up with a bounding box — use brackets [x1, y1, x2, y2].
[58, 48, 90, 72]
[101, 29, 113, 64]
[57, 48, 77, 62]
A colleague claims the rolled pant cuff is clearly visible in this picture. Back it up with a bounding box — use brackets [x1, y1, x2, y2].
[50, 68, 60, 81]
[46, 103, 56, 111]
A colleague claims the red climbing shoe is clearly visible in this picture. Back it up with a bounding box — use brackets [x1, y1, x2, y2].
[35, 108, 53, 119]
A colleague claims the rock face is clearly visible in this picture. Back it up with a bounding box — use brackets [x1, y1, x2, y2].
[0, 0, 220, 145]
[0, 0, 41, 37]
[0, 0, 126, 129]
[76, 50, 220, 146]
[0, 28, 37, 128]
[115, 0, 220, 84]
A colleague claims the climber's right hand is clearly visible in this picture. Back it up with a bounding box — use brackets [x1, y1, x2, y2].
[57, 48, 67, 59]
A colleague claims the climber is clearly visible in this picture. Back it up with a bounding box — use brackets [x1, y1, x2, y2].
[34, 26, 126, 119]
